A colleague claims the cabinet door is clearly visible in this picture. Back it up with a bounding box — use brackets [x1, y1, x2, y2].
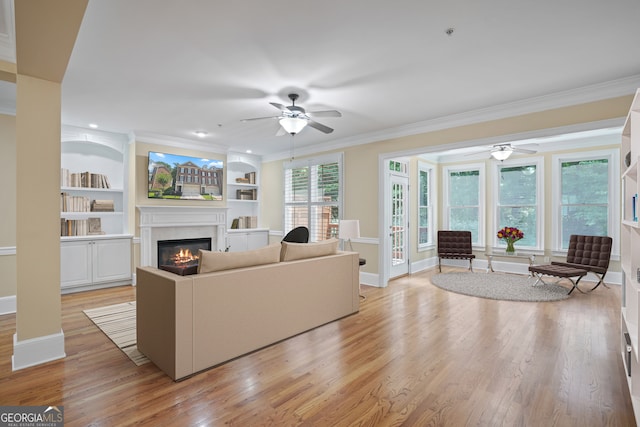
[92, 238, 132, 283]
[61, 240, 92, 289]
[227, 233, 248, 252]
[246, 231, 268, 250]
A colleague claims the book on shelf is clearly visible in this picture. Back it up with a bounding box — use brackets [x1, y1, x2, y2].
[234, 172, 256, 184]
[60, 218, 88, 236]
[236, 189, 257, 200]
[231, 218, 239, 229]
[60, 217, 106, 236]
[91, 199, 115, 212]
[88, 217, 104, 235]
[60, 168, 111, 189]
[234, 216, 258, 229]
[60, 192, 91, 212]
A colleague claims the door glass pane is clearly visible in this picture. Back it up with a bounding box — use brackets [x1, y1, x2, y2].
[391, 182, 405, 266]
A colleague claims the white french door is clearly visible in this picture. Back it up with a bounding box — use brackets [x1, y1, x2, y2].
[388, 173, 409, 278]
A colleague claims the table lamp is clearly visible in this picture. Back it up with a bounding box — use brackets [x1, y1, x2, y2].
[339, 220, 360, 251]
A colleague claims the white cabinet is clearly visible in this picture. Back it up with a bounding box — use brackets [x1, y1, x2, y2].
[226, 229, 269, 252]
[227, 152, 261, 230]
[60, 126, 133, 292]
[61, 236, 132, 293]
[621, 88, 640, 419]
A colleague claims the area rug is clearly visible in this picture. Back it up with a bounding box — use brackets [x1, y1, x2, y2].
[83, 301, 149, 366]
[430, 272, 569, 302]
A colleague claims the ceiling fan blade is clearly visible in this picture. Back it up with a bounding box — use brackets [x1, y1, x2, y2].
[270, 102, 291, 113]
[241, 115, 279, 122]
[512, 147, 537, 154]
[307, 119, 334, 134]
[307, 110, 342, 118]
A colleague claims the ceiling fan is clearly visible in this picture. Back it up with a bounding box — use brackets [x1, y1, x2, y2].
[242, 93, 342, 135]
[487, 143, 537, 161]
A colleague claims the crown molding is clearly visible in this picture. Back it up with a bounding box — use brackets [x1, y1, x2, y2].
[262, 74, 640, 162]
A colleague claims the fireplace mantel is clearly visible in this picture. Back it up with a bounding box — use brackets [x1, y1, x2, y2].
[137, 205, 227, 267]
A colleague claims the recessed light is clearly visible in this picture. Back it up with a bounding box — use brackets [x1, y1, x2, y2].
[194, 131, 208, 138]
[246, 149, 252, 154]
[89, 123, 98, 129]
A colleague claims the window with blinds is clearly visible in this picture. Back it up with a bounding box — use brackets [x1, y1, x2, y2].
[284, 154, 343, 242]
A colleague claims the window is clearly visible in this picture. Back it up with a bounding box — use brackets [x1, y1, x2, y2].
[443, 164, 485, 245]
[553, 150, 618, 250]
[284, 153, 343, 242]
[418, 162, 434, 247]
[495, 159, 542, 249]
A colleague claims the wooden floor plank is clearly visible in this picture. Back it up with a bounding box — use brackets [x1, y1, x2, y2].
[0, 268, 635, 426]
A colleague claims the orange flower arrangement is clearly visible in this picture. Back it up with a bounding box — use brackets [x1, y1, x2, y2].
[497, 226, 524, 253]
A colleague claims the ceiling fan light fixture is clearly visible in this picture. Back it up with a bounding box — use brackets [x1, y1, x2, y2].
[279, 117, 307, 135]
[490, 147, 513, 161]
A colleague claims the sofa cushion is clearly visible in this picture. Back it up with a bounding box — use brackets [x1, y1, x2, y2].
[280, 238, 339, 262]
[198, 243, 281, 273]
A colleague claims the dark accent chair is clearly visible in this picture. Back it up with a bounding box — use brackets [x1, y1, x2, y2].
[437, 230, 475, 272]
[529, 234, 612, 295]
[282, 226, 310, 243]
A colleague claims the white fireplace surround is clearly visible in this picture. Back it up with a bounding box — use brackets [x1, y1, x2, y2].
[137, 205, 227, 267]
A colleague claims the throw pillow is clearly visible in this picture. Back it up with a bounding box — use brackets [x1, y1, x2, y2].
[280, 238, 339, 262]
[197, 243, 281, 273]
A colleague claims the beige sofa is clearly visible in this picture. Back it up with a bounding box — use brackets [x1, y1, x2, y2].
[136, 243, 360, 380]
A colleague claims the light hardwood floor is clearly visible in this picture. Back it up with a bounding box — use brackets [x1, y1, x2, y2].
[0, 268, 635, 426]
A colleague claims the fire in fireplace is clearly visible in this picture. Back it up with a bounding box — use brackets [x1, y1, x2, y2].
[157, 237, 211, 275]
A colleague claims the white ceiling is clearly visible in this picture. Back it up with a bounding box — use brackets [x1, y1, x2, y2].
[10, 1, 640, 158]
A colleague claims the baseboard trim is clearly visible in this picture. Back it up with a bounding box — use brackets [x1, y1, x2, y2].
[12, 330, 66, 371]
[360, 271, 380, 287]
[0, 295, 16, 315]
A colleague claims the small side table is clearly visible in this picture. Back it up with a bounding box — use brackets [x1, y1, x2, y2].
[485, 252, 535, 275]
[359, 258, 366, 300]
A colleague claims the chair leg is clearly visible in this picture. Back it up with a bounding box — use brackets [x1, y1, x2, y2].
[438, 257, 442, 273]
[567, 276, 586, 295]
[531, 272, 546, 287]
[469, 259, 473, 272]
[589, 273, 609, 292]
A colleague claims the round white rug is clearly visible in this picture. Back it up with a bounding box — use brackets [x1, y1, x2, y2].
[430, 272, 569, 302]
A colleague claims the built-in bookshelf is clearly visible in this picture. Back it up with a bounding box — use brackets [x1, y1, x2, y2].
[60, 126, 132, 292]
[621, 89, 640, 420]
[227, 152, 261, 229]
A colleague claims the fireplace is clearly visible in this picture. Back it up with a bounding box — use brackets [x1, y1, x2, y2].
[137, 206, 227, 269]
[157, 237, 211, 275]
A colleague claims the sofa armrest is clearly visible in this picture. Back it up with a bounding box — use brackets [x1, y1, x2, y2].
[136, 266, 194, 380]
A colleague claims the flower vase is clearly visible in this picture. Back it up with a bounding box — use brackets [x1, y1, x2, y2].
[505, 240, 516, 255]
